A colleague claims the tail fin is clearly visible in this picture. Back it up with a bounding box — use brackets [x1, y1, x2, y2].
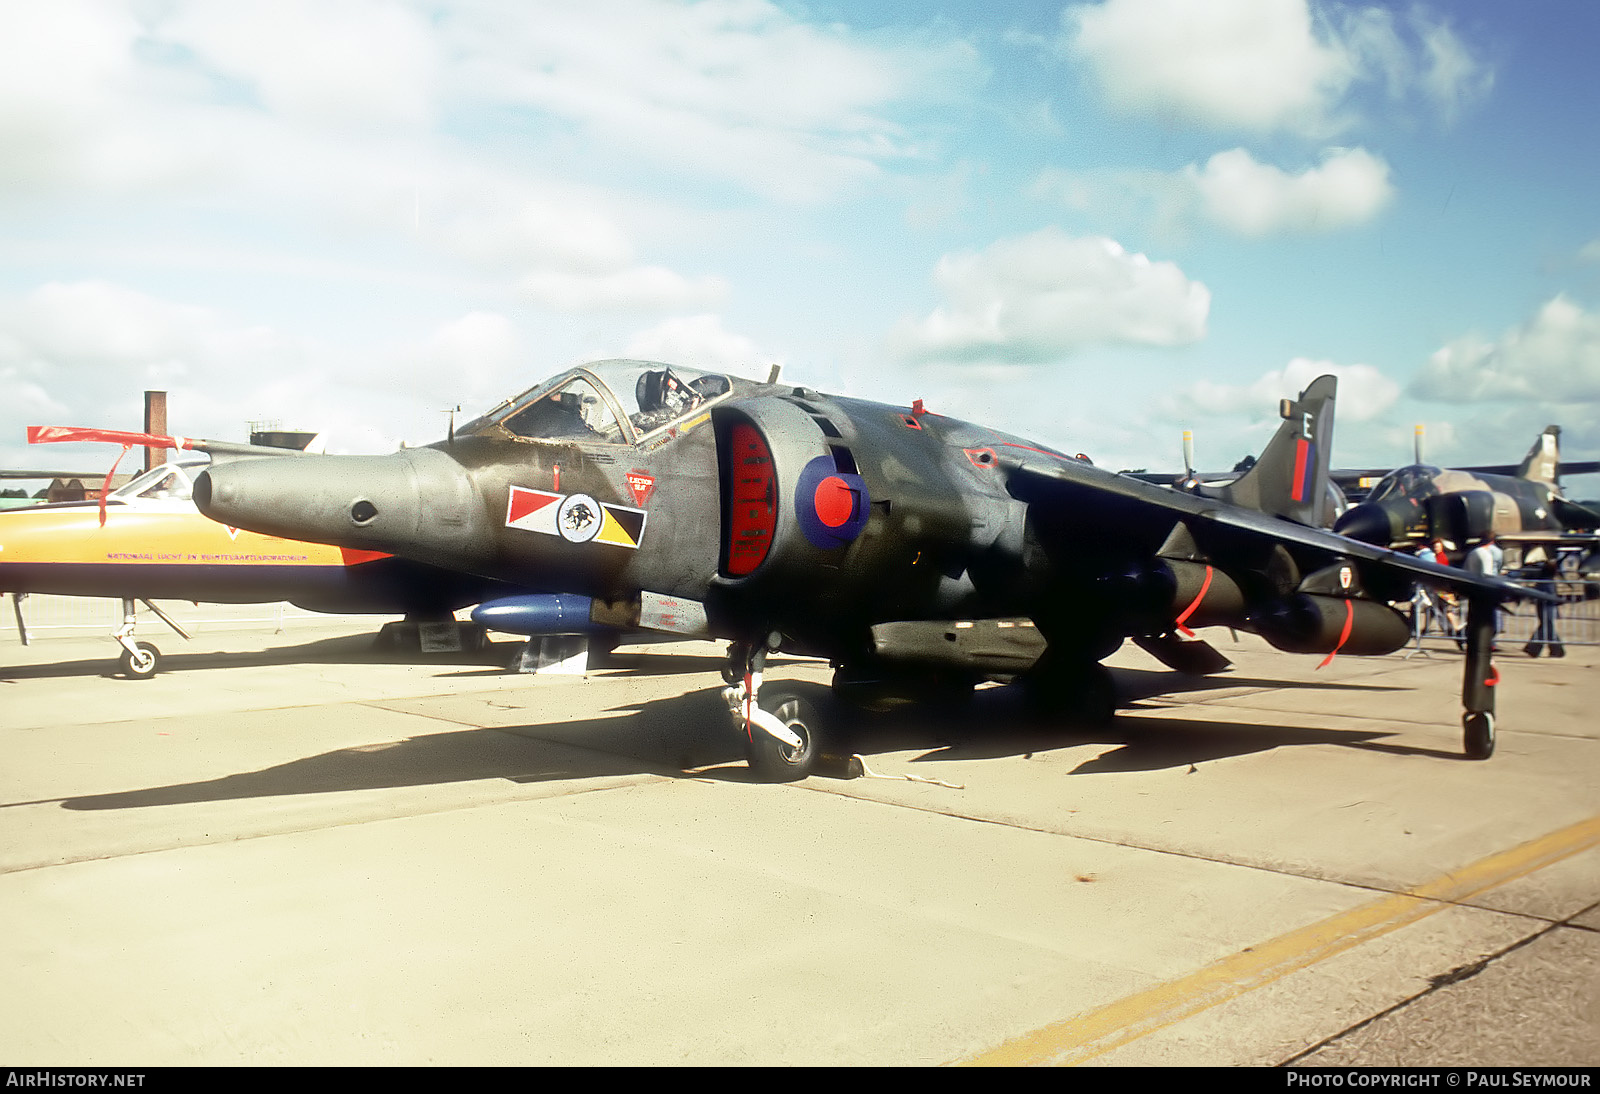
[1209, 374, 1337, 526]
[1515, 426, 1560, 486]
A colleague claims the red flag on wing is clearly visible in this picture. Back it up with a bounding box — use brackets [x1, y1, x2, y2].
[28, 426, 192, 449]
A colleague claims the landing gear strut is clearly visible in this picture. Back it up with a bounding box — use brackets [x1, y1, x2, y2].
[113, 599, 190, 680]
[1460, 596, 1497, 759]
[722, 633, 822, 781]
[1019, 647, 1118, 725]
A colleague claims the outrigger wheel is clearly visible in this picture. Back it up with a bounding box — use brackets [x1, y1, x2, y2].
[118, 641, 161, 680]
[1463, 712, 1495, 760]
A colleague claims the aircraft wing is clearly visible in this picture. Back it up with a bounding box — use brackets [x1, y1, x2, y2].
[1458, 459, 1600, 479]
[1332, 461, 1600, 487]
[1002, 451, 1553, 603]
[2, 469, 108, 480]
[1552, 496, 1600, 530]
[1496, 531, 1600, 548]
[27, 426, 309, 460]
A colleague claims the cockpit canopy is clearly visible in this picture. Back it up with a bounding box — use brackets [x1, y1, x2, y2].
[458, 359, 734, 446]
[1366, 464, 1443, 504]
[109, 461, 205, 503]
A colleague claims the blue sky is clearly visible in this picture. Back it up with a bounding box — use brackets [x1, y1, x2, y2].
[3, 0, 1597, 491]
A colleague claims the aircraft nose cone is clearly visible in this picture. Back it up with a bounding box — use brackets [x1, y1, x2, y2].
[1333, 501, 1397, 546]
[196, 448, 488, 567]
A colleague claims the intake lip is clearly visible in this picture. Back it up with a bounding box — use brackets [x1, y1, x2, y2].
[1332, 502, 1396, 546]
[192, 468, 212, 510]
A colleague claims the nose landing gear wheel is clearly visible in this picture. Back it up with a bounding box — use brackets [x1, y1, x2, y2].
[745, 688, 821, 782]
[118, 641, 161, 680]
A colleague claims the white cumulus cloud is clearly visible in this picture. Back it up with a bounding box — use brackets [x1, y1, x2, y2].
[160, 0, 442, 131]
[1188, 147, 1394, 236]
[519, 267, 728, 312]
[441, 0, 982, 202]
[1036, 146, 1394, 238]
[1063, 0, 1356, 134]
[1411, 295, 1600, 404]
[892, 228, 1209, 366]
[623, 314, 772, 373]
[0, 282, 555, 454]
[1167, 359, 1401, 422]
[1061, 0, 1492, 136]
[0, 0, 970, 313]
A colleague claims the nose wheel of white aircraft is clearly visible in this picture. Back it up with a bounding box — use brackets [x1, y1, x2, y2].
[117, 641, 161, 680]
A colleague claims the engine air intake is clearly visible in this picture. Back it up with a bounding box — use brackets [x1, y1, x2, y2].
[724, 422, 777, 576]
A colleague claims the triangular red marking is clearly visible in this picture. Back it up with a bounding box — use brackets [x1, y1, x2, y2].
[508, 487, 559, 525]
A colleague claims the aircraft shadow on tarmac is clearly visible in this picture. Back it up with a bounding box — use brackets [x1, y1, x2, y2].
[439, 647, 783, 680]
[1, 637, 761, 683]
[814, 674, 1403, 776]
[55, 667, 1419, 812]
[58, 688, 747, 811]
[0, 632, 520, 681]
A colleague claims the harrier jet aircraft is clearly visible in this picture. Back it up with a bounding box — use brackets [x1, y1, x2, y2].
[1333, 426, 1600, 567]
[190, 360, 1545, 775]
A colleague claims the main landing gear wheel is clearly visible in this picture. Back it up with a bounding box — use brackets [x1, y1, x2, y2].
[830, 665, 975, 712]
[745, 687, 822, 782]
[118, 641, 161, 680]
[1463, 712, 1495, 760]
[1022, 659, 1117, 726]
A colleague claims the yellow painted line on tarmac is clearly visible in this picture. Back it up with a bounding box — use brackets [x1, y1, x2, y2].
[961, 813, 1600, 1067]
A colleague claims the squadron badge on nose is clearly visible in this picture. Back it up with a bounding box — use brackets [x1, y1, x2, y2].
[505, 485, 647, 549]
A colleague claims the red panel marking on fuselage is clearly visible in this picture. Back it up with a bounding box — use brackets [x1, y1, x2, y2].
[1291, 438, 1310, 502]
[508, 487, 560, 526]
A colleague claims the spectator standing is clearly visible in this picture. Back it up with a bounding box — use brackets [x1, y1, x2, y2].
[1465, 532, 1506, 649]
[1524, 554, 1565, 658]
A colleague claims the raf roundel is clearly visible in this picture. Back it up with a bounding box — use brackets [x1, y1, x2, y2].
[795, 455, 870, 550]
[813, 476, 855, 528]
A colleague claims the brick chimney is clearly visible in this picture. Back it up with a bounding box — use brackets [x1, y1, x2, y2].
[144, 391, 167, 472]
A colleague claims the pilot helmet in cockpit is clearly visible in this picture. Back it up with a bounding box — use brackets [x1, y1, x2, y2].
[637, 369, 702, 418]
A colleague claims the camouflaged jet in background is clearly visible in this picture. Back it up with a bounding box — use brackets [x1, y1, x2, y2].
[189, 360, 1546, 776]
[1333, 426, 1600, 571]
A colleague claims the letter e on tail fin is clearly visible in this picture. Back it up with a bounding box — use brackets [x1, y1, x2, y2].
[1215, 375, 1337, 527]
